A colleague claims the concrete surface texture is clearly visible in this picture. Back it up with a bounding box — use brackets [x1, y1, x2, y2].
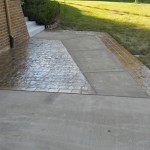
[0, 30, 150, 150]
[0, 91, 150, 150]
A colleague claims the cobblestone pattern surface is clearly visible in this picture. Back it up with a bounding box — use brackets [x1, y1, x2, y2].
[0, 38, 94, 94]
[99, 32, 150, 96]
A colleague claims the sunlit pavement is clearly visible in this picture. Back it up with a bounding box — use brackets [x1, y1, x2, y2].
[0, 30, 150, 150]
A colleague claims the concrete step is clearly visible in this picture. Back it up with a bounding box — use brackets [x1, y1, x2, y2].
[25, 17, 45, 37]
[28, 26, 45, 37]
[26, 21, 37, 28]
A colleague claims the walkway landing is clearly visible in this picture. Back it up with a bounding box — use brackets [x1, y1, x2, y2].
[36, 30, 149, 98]
[0, 30, 149, 97]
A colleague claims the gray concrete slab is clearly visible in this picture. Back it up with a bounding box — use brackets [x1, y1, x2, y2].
[69, 50, 123, 72]
[62, 35, 107, 51]
[36, 31, 107, 51]
[35, 30, 86, 40]
[0, 90, 150, 150]
[84, 72, 148, 97]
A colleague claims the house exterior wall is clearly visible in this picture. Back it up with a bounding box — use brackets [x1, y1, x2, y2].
[0, 0, 28, 51]
[0, 0, 9, 50]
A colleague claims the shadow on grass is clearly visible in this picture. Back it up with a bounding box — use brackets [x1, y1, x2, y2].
[59, 2, 150, 57]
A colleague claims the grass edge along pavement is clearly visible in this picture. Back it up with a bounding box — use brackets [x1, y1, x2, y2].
[58, 0, 150, 68]
[99, 32, 150, 96]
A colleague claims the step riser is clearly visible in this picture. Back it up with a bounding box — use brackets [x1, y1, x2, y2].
[26, 22, 37, 28]
[29, 26, 45, 37]
[25, 17, 45, 37]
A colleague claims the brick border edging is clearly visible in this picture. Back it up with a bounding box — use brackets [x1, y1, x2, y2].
[98, 32, 150, 96]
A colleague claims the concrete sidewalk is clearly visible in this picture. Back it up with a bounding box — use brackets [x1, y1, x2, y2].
[36, 30, 148, 98]
[0, 30, 150, 150]
[0, 91, 150, 150]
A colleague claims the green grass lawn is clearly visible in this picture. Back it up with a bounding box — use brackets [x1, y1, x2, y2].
[58, 0, 150, 68]
[82, 0, 150, 2]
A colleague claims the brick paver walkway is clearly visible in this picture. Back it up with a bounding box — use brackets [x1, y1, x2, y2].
[0, 38, 94, 94]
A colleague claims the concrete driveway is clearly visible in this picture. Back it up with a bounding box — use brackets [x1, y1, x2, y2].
[0, 30, 150, 150]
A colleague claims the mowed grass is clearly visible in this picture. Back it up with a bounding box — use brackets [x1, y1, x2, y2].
[84, 0, 150, 2]
[58, 1, 150, 68]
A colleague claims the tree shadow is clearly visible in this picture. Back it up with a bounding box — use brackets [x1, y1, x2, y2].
[59, 2, 150, 56]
